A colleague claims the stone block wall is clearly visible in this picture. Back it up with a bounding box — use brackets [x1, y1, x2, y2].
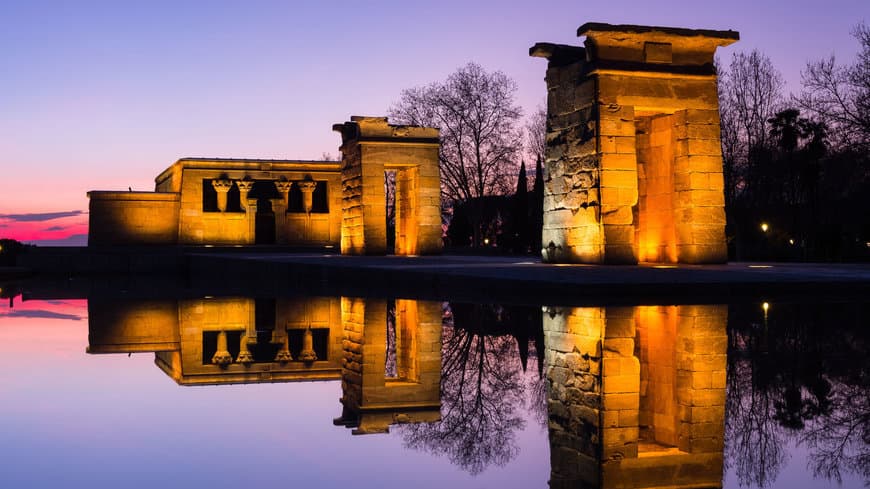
[335, 117, 441, 256]
[87, 191, 180, 245]
[86, 299, 180, 353]
[672, 110, 728, 263]
[544, 303, 727, 488]
[532, 23, 737, 264]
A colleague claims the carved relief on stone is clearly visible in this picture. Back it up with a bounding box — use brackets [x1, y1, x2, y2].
[274, 180, 292, 208]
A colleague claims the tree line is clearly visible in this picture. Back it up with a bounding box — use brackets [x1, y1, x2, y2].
[388, 23, 869, 261]
[720, 23, 869, 261]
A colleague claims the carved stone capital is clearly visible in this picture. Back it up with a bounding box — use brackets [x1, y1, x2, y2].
[274, 180, 293, 193]
[298, 181, 318, 193]
[274, 334, 292, 363]
[212, 179, 234, 192]
[236, 180, 255, 192]
[211, 331, 233, 367]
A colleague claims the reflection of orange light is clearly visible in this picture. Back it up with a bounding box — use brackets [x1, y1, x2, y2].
[762, 302, 770, 313]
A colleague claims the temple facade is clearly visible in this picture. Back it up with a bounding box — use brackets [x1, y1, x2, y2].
[87, 117, 443, 255]
[88, 158, 343, 247]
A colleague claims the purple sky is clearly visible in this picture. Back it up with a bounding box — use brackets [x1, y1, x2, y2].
[0, 0, 866, 242]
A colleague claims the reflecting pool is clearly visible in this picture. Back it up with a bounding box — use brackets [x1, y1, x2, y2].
[0, 288, 867, 488]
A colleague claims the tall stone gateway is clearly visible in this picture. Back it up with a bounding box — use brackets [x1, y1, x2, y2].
[334, 117, 442, 256]
[531, 23, 738, 264]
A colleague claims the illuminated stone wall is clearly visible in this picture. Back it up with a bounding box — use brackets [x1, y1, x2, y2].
[87, 299, 180, 353]
[531, 23, 737, 264]
[87, 191, 180, 245]
[334, 117, 442, 255]
[544, 304, 727, 488]
[89, 159, 342, 247]
[337, 297, 442, 434]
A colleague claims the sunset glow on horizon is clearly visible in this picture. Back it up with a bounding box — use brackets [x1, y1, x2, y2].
[1, 0, 866, 244]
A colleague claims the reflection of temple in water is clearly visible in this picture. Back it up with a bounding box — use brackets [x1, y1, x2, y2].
[86, 294, 730, 486]
[87, 296, 442, 433]
[544, 305, 727, 489]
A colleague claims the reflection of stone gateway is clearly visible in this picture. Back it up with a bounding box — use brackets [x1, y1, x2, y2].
[531, 23, 738, 264]
[544, 304, 727, 488]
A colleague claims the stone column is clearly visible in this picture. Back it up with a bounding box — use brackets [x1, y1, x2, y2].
[236, 180, 254, 211]
[298, 180, 318, 214]
[212, 179, 234, 212]
[268, 197, 285, 244]
[244, 198, 258, 245]
[274, 180, 292, 209]
[211, 331, 233, 366]
[673, 110, 728, 263]
[274, 329, 292, 363]
[299, 326, 317, 362]
[236, 334, 254, 365]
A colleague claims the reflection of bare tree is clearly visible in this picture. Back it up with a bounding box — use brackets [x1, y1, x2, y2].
[525, 340, 548, 430]
[725, 354, 788, 487]
[399, 304, 530, 475]
[802, 380, 870, 484]
[726, 302, 870, 487]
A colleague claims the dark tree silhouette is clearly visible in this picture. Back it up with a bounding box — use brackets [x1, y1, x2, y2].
[796, 22, 870, 151]
[389, 63, 524, 247]
[398, 303, 544, 475]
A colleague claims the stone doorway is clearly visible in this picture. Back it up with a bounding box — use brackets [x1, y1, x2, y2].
[255, 197, 275, 244]
[531, 23, 738, 264]
[333, 116, 442, 256]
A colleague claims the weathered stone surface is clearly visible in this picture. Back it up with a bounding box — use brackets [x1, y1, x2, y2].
[334, 117, 441, 256]
[533, 23, 734, 264]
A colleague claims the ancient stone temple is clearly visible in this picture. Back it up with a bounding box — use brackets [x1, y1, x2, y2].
[87, 116, 442, 255]
[531, 23, 738, 264]
[333, 117, 442, 256]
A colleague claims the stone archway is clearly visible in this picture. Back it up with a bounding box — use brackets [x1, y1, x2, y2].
[333, 116, 442, 256]
[531, 23, 738, 264]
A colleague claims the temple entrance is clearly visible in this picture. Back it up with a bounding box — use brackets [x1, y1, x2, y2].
[334, 116, 442, 256]
[255, 197, 275, 244]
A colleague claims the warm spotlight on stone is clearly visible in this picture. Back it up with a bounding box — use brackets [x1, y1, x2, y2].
[531, 23, 738, 264]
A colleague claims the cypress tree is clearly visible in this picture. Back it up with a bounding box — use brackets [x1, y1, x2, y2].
[531, 156, 544, 252]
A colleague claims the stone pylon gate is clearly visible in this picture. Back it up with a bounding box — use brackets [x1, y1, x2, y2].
[531, 23, 738, 264]
[334, 117, 442, 256]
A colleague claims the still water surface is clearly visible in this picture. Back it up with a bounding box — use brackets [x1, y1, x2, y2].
[0, 293, 866, 489]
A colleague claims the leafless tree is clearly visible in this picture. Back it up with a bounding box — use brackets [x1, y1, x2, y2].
[525, 105, 547, 192]
[718, 50, 785, 202]
[525, 105, 546, 162]
[389, 63, 523, 246]
[796, 22, 870, 150]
